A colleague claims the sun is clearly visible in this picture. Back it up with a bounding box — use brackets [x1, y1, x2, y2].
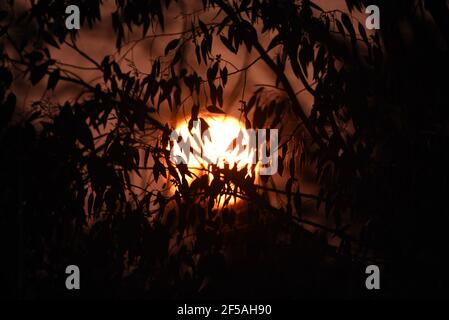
[173, 115, 257, 174]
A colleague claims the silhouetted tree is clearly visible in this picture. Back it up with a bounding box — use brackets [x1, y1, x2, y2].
[1, 0, 449, 299]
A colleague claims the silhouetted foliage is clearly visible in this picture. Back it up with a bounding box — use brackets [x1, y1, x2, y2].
[1, 0, 449, 299]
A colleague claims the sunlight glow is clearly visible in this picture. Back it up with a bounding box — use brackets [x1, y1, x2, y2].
[172, 115, 259, 207]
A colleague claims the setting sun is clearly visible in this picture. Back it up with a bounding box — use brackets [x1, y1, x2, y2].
[172, 115, 258, 177]
[169, 115, 260, 207]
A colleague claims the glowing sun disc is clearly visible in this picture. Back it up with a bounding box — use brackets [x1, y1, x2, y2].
[172, 115, 259, 207]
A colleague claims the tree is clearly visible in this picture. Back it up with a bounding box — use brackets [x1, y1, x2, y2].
[1, 0, 449, 299]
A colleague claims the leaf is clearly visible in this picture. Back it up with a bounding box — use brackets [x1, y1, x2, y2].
[101, 56, 111, 82]
[245, 95, 256, 113]
[345, 0, 362, 12]
[289, 154, 296, 177]
[199, 118, 210, 140]
[358, 22, 369, 46]
[189, 104, 200, 131]
[298, 47, 309, 78]
[239, 0, 251, 11]
[30, 62, 49, 85]
[209, 83, 217, 106]
[190, 104, 199, 122]
[167, 162, 180, 183]
[144, 146, 151, 167]
[195, 44, 201, 64]
[198, 19, 208, 37]
[27, 51, 44, 63]
[219, 35, 237, 54]
[245, 116, 251, 129]
[164, 38, 180, 55]
[153, 156, 166, 183]
[207, 62, 219, 83]
[88, 193, 94, 216]
[220, 67, 228, 86]
[143, 18, 150, 37]
[201, 38, 208, 64]
[43, 31, 60, 48]
[314, 45, 326, 80]
[278, 155, 284, 176]
[47, 69, 60, 90]
[206, 105, 225, 114]
[267, 34, 282, 51]
[341, 13, 356, 41]
[177, 163, 192, 178]
[77, 120, 95, 150]
[335, 19, 345, 38]
[309, 1, 324, 12]
[112, 62, 122, 78]
[172, 49, 182, 65]
[217, 85, 223, 108]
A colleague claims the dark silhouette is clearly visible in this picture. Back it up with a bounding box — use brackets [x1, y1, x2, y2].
[1, 0, 448, 299]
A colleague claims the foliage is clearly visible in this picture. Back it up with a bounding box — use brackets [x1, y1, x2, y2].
[1, 0, 449, 298]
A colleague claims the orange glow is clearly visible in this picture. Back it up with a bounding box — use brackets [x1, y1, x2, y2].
[172, 115, 259, 207]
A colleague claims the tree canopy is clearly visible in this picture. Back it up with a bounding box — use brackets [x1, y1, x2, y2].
[1, 0, 449, 299]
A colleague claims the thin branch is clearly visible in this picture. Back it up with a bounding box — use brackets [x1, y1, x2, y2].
[64, 39, 102, 69]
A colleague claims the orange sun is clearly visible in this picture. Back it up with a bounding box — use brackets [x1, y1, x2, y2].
[171, 115, 260, 207]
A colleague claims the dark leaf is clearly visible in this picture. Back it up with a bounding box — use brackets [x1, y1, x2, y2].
[206, 105, 225, 114]
[30, 62, 50, 85]
[198, 19, 208, 36]
[219, 35, 237, 54]
[220, 66, 228, 86]
[267, 34, 282, 51]
[341, 13, 356, 41]
[47, 69, 60, 90]
[77, 120, 95, 150]
[164, 38, 180, 55]
[191, 103, 199, 120]
[217, 85, 223, 108]
[195, 45, 201, 64]
[309, 1, 324, 12]
[336, 19, 345, 38]
[201, 38, 208, 64]
[43, 31, 60, 48]
[27, 51, 44, 63]
[358, 22, 369, 46]
[207, 62, 219, 83]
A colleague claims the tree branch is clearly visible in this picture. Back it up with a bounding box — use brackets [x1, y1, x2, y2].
[212, 0, 325, 149]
